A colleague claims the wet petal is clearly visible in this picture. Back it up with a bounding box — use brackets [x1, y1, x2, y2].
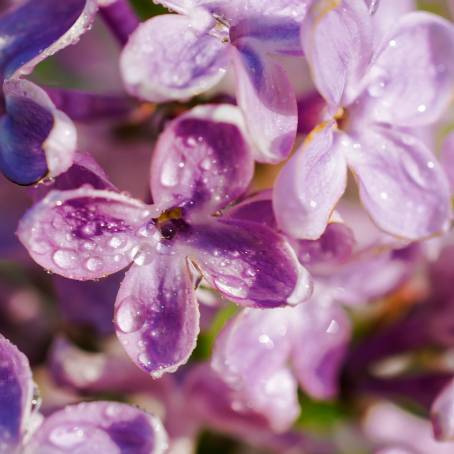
[291, 297, 350, 399]
[212, 308, 299, 431]
[187, 218, 311, 307]
[301, 0, 373, 107]
[150, 104, 254, 215]
[432, 379, 454, 441]
[24, 402, 168, 454]
[0, 0, 97, 78]
[0, 80, 76, 185]
[17, 188, 151, 280]
[0, 334, 33, 452]
[114, 256, 199, 377]
[120, 14, 228, 102]
[440, 132, 454, 194]
[32, 152, 117, 202]
[232, 39, 297, 163]
[362, 12, 454, 127]
[273, 122, 348, 240]
[347, 127, 451, 239]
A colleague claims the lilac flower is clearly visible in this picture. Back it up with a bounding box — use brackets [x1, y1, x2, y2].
[364, 401, 454, 454]
[0, 0, 101, 185]
[211, 191, 420, 431]
[274, 0, 454, 240]
[17, 104, 310, 377]
[120, 0, 310, 163]
[0, 333, 168, 454]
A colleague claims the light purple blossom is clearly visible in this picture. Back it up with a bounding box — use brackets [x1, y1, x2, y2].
[120, 0, 310, 163]
[17, 104, 310, 377]
[274, 0, 454, 240]
[0, 333, 167, 454]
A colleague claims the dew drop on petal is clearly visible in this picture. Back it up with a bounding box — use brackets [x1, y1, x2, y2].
[287, 266, 312, 305]
[52, 249, 78, 270]
[85, 257, 103, 272]
[214, 279, 248, 298]
[326, 319, 340, 334]
[49, 426, 86, 450]
[115, 297, 145, 333]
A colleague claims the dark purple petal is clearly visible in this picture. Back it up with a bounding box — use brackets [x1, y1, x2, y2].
[0, 0, 97, 78]
[232, 39, 297, 163]
[24, 402, 168, 454]
[17, 188, 151, 280]
[0, 334, 33, 451]
[32, 152, 117, 202]
[187, 218, 312, 307]
[114, 256, 199, 377]
[150, 104, 254, 215]
[99, 0, 139, 45]
[0, 80, 76, 185]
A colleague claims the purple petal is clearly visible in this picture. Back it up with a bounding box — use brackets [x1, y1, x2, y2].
[364, 402, 454, 454]
[232, 40, 297, 163]
[187, 218, 312, 307]
[273, 122, 348, 239]
[301, 0, 373, 108]
[432, 379, 454, 441]
[0, 334, 33, 451]
[0, 0, 97, 79]
[212, 308, 299, 431]
[441, 132, 454, 194]
[150, 104, 254, 215]
[347, 127, 451, 239]
[32, 152, 117, 202]
[114, 256, 199, 377]
[0, 80, 76, 185]
[25, 402, 168, 454]
[291, 296, 350, 399]
[362, 12, 454, 127]
[120, 14, 228, 102]
[17, 188, 150, 280]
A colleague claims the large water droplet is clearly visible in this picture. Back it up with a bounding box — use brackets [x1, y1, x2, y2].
[85, 257, 103, 272]
[214, 279, 248, 298]
[131, 243, 154, 266]
[115, 297, 145, 333]
[160, 160, 179, 187]
[52, 249, 78, 270]
[287, 266, 312, 305]
[49, 426, 86, 450]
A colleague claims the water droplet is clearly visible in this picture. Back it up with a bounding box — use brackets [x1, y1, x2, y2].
[388, 39, 397, 48]
[367, 77, 388, 98]
[131, 243, 154, 266]
[427, 161, 435, 169]
[287, 266, 312, 305]
[104, 404, 120, 418]
[109, 236, 125, 249]
[214, 279, 248, 298]
[85, 257, 103, 272]
[200, 158, 212, 170]
[309, 200, 317, 208]
[82, 240, 96, 251]
[49, 426, 86, 450]
[258, 334, 274, 348]
[380, 191, 388, 200]
[326, 320, 340, 334]
[417, 104, 427, 113]
[31, 241, 50, 255]
[160, 160, 179, 187]
[81, 223, 96, 237]
[138, 352, 152, 367]
[115, 297, 144, 333]
[52, 249, 78, 270]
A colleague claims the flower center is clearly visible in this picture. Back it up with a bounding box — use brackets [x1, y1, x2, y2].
[154, 207, 189, 240]
[334, 108, 349, 131]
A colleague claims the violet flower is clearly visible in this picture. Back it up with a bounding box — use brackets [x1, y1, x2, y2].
[0, 0, 100, 185]
[120, 0, 310, 163]
[0, 333, 168, 454]
[211, 191, 419, 431]
[17, 104, 310, 377]
[274, 0, 454, 240]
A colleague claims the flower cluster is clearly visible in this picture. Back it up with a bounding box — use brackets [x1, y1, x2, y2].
[2, 0, 454, 452]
